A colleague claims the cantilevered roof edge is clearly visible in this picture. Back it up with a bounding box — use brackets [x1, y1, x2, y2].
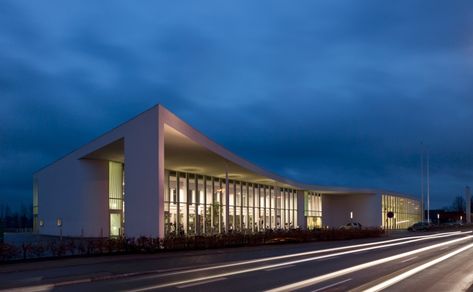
[34, 103, 418, 200]
[34, 105, 160, 174]
[159, 105, 407, 196]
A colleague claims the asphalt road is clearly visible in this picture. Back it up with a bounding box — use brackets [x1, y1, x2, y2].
[2, 230, 473, 291]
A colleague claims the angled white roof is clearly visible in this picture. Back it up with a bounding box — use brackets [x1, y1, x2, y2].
[37, 104, 418, 199]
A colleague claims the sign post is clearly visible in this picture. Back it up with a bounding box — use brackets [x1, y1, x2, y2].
[387, 211, 394, 236]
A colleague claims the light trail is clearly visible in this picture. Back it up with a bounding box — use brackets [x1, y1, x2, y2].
[310, 278, 352, 292]
[400, 256, 417, 263]
[2, 284, 53, 292]
[266, 235, 473, 292]
[134, 231, 465, 280]
[364, 242, 473, 292]
[127, 232, 470, 291]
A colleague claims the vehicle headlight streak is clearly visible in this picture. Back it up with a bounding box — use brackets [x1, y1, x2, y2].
[266, 234, 473, 292]
[135, 231, 463, 280]
[128, 231, 471, 291]
[364, 242, 473, 292]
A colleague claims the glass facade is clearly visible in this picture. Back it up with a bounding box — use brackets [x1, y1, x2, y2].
[33, 178, 39, 232]
[304, 192, 322, 229]
[109, 161, 125, 236]
[164, 170, 298, 237]
[101, 165, 421, 237]
[382, 194, 421, 229]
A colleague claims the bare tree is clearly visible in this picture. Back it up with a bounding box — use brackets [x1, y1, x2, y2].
[451, 195, 466, 213]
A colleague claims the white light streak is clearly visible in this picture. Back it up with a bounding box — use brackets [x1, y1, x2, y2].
[364, 242, 473, 292]
[176, 277, 227, 289]
[400, 256, 417, 263]
[266, 235, 473, 292]
[310, 278, 352, 292]
[136, 231, 465, 281]
[127, 232, 469, 291]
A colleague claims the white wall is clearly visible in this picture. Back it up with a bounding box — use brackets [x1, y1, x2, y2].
[123, 108, 162, 238]
[36, 158, 108, 237]
[322, 193, 381, 228]
[36, 106, 165, 238]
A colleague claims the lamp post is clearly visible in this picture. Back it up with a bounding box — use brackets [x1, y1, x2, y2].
[437, 213, 440, 226]
[350, 211, 353, 223]
[56, 218, 63, 241]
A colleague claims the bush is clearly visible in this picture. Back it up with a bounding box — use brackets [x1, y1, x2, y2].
[0, 243, 19, 261]
[30, 242, 46, 258]
[0, 228, 385, 262]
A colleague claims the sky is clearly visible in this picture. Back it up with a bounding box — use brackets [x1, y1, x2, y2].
[1, 1, 473, 210]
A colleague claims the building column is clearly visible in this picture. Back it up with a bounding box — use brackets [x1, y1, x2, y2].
[297, 190, 306, 230]
[225, 164, 230, 233]
[157, 118, 165, 238]
[124, 108, 160, 238]
[195, 176, 200, 235]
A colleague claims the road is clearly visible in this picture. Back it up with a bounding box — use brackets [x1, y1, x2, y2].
[2, 230, 473, 291]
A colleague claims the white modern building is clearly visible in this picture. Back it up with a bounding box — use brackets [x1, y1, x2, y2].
[33, 105, 421, 238]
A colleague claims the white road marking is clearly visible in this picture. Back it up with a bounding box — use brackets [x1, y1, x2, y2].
[265, 264, 295, 271]
[310, 278, 352, 292]
[401, 256, 417, 263]
[265, 235, 473, 292]
[126, 232, 469, 291]
[176, 277, 227, 288]
[364, 242, 473, 292]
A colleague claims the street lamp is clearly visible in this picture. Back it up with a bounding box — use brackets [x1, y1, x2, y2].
[350, 211, 353, 222]
[56, 218, 63, 241]
[437, 213, 440, 226]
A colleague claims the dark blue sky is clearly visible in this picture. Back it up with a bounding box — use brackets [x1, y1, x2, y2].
[1, 1, 473, 210]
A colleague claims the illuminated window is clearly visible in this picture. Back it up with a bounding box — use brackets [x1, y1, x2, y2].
[109, 161, 124, 236]
[305, 192, 322, 229]
[382, 194, 421, 229]
[163, 170, 299, 236]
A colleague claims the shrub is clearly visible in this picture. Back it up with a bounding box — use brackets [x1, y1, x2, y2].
[30, 242, 46, 258]
[0, 243, 19, 261]
[1, 227, 385, 262]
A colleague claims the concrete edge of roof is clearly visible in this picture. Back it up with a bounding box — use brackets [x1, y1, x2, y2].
[33, 105, 160, 174]
[160, 105, 418, 199]
[33, 103, 419, 201]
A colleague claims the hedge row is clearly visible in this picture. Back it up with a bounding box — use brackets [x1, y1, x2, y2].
[1, 228, 384, 262]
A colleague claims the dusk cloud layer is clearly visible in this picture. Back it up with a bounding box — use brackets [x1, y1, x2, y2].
[1, 1, 473, 209]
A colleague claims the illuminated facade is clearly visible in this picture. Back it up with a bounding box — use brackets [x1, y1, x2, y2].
[164, 171, 299, 236]
[381, 194, 421, 230]
[33, 105, 420, 238]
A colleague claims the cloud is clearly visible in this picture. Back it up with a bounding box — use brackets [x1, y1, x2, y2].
[1, 0, 473, 209]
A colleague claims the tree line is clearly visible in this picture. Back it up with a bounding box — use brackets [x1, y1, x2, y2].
[443, 195, 473, 213]
[0, 203, 33, 230]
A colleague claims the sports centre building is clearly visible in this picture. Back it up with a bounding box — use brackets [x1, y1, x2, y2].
[33, 105, 421, 238]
